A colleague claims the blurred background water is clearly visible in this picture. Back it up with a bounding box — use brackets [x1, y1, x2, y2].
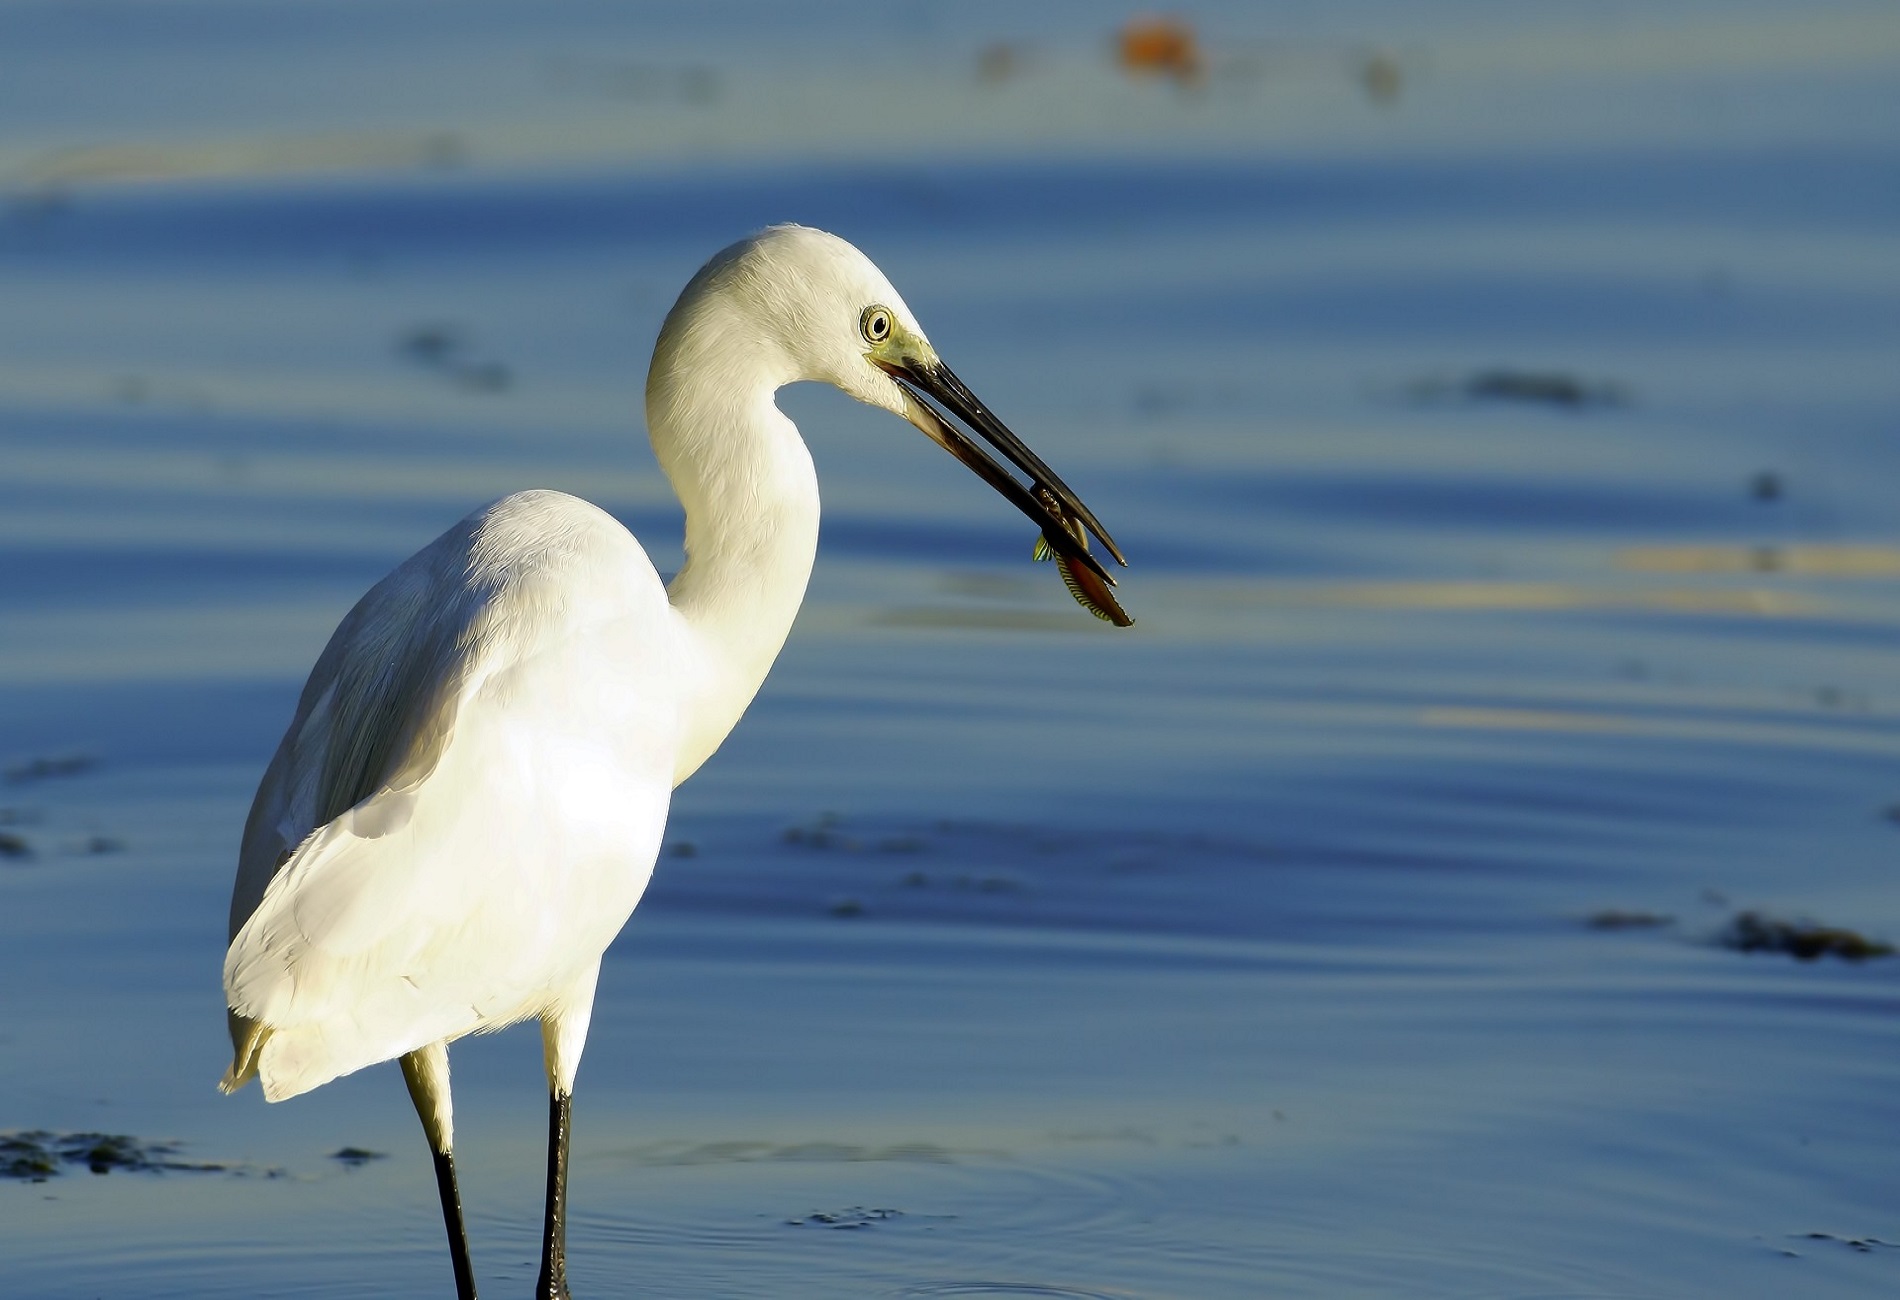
[2, 2, 1899, 1296]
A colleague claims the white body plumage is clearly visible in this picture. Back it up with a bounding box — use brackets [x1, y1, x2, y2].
[224, 491, 683, 1100]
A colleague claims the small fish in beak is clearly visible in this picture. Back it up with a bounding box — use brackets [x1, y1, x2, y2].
[876, 343, 1133, 626]
[1032, 486, 1134, 627]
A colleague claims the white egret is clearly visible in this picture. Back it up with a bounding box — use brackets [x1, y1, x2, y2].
[219, 224, 1127, 1299]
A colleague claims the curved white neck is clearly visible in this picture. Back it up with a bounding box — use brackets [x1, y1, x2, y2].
[648, 344, 820, 786]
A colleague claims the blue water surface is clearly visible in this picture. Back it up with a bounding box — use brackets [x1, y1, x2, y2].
[3, 4, 1899, 1297]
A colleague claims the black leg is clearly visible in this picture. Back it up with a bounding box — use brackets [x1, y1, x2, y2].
[535, 1090, 573, 1300]
[402, 1045, 478, 1300]
[430, 1146, 480, 1300]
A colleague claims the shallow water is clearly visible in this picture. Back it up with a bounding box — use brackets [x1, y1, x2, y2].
[3, 3, 1900, 1297]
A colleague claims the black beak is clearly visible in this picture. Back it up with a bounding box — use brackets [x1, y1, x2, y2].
[880, 357, 1125, 587]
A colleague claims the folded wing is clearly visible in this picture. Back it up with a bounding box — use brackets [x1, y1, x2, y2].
[223, 493, 682, 1100]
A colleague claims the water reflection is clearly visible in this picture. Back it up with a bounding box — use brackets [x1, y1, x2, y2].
[1620, 544, 1900, 576]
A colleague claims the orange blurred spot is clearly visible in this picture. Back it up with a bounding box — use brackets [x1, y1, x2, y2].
[1118, 16, 1201, 83]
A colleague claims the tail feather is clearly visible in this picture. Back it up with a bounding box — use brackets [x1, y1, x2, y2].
[219, 1014, 271, 1095]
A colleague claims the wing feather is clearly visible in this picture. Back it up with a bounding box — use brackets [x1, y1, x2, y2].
[223, 492, 683, 1100]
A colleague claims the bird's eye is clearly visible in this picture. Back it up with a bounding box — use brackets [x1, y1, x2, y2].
[860, 306, 893, 344]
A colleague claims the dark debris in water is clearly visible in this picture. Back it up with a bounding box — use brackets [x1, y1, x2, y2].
[1586, 909, 1675, 930]
[782, 811, 851, 850]
[329, 1146, 386, 1168]
[976, 41, 1024, 84]
[1358, 49, 1403, 105]
[1407, 369, 1628, 410]
[1, 1131, 233, 1182]
[1718, 912, 1893, 962]
[1584, 905, 1894, 962]
[695, 812, 1292, 938]
[4, 753, 96, 784]
[0, 1133, 57, 1180]
[786, 1206, 905, 1229]
[0, 809, 129, 861]
[1798, 1231, 1896, 1254]
[787, 816, 1034, 921]
[782, 812, 928, 856]
[395, 323, 513, 394]
[0, 831, 128, 862]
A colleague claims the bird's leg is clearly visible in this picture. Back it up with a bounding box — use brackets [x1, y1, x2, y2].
[429, 1146, 480, 1300]
[536, 965, 597, 1300]
[401, 1044, 479, 1300]
[534, 1088, 573, 1300]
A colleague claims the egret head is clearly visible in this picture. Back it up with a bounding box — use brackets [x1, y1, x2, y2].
[751, 224, 935, 416]
[661, 224, 1127, 596]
